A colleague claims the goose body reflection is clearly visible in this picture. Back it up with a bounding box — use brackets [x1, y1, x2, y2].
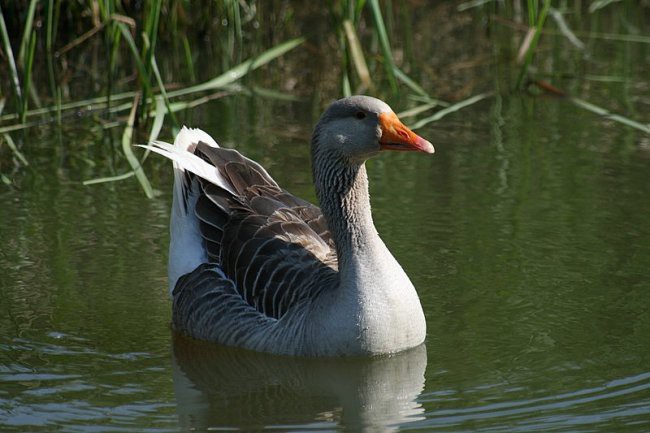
[171, 333, 427, 432]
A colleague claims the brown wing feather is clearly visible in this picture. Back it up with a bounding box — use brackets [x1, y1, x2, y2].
[187, 142, 338, 320]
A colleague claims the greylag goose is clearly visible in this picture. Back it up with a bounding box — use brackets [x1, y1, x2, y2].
[144, 96, 434, 357]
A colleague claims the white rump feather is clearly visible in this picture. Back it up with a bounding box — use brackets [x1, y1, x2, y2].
[139, 126, 233, 295]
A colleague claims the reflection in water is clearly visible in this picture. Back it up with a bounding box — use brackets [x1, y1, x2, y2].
[171, 333, 427, 431]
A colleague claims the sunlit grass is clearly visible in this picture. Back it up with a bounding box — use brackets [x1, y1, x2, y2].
[0, 4, 24, 121]
[0, 1, 648, 191]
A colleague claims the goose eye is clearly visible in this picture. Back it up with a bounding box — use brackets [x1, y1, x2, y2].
[355, 111, 366, 120]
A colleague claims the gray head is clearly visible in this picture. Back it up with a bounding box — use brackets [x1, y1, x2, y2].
[312, 95, 434, 164]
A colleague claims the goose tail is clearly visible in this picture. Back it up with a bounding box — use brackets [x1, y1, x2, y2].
[141, 126, 223, 296]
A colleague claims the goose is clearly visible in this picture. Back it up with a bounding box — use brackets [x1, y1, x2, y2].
[144, 95, 434, 357]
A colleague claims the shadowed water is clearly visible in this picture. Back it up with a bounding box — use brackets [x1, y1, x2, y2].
[1, 3, 650, 432]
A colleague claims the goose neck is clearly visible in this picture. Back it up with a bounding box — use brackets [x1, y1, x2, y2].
[313, 155, 378, 264]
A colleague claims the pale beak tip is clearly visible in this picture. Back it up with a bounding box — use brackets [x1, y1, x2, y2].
[417, 137, 435, 154]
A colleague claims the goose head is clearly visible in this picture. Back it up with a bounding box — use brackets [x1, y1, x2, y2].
[312, 95, 434, 164]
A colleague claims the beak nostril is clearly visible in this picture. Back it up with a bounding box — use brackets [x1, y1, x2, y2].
[397, 130, 409, 139]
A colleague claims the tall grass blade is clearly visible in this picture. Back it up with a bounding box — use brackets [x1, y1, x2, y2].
[354, 0, 367, 21]
[21, 30, 37, 122]
[368, 0, 398, 92]
[0, 90, 135, 123]
[410, 92, 493, 130]
[393, 66, 428, 98]
[149, 53, 179, 127]
[516, 0, 551, 89]
[342, 69, 352, 97]
[0, 119, 42, 134]
[95, 0, 108, 22]
[56, 23, 104, 57]
[230, 0, 243, 54]
[584, 74, 627, 83]
[117, 23, 153, 99]
[83, 171, 136, 186]
[46, 0, 54, 51]
[46, 0, 57, 100]
[52, 0, 61, 39]
[161, 91, 233, 114]
[142, 0, 162, 96]
[516, 28, 536, 64]
[148, 97, 166, 143]
[144, 0, 162, 54]
[167, 37, 305, 98]
[408, 94, 450, 107]
[2, 133, 29, 166]
[55, 87, 62, 127]
[152, 85, 300, 117]
[0, 5, 24, 114]
[158, 85, 300, 116]
[338, 27, 351, 97]
[457, 0, 494, 11]
[17, 0, 38, 65]
[343, 20, 372, 90]
[397, 102, 439, 119]
[107, 22, 123, 110]
[585, 32, 650, 44]
[549, 8, 585, 50]
[136, 96, 166, 163]
[527, 0, 537, 27]
[249, 87, 302, 102]
[121, 94, 154, 198]
[181, 35, 196, 82]
[570, 98, 650, 134]
[589, 0, 622, 13]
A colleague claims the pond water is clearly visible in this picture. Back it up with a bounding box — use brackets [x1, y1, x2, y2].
[1, 3, 650, 432]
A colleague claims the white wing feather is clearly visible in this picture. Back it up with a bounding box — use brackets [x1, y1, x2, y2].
[138, 126, 234, 295]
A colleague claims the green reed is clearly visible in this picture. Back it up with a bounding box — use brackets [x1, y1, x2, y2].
[17, 0, 38, 66]
[515, 0, 551, 89]
[21, 30, 37, 124]
[1, 1, 648, 190]
[0, 4, 24, 121]
[368, 0, 397, 92]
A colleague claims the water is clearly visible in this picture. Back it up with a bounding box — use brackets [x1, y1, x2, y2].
[2, 4, 650, 432]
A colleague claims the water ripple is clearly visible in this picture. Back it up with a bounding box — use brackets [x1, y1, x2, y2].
[0, 335, 176, 433]
[415, 372, 650, 431]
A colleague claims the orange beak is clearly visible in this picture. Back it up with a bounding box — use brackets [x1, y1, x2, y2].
[378, 112, 434, 154]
